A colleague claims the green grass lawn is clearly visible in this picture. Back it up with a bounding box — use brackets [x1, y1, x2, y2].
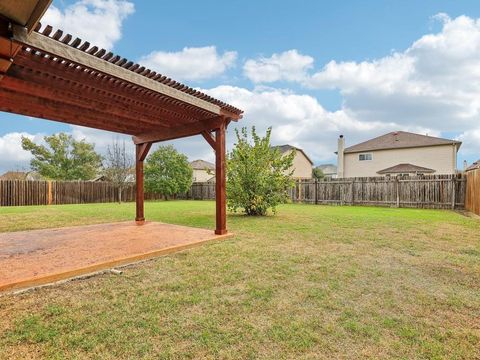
[0, 201, 479, 359]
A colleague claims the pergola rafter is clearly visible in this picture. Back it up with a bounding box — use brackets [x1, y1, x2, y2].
[0, 1, 243, 234]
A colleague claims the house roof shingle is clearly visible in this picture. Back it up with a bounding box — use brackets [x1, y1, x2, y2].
[190, 160, 215, 170]
[466, 160, 480, 172]
[344, 131, 461, 154]
[0, 171, 27, 180]
[377, 163, 436, 175]
[271, 145, 314, 165]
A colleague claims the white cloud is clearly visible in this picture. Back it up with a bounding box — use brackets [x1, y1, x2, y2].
[244, 50, 314, 83]
[237, 15, 480, 160]
[305, 14, 480, 139]
[203, 86, 436, 164]
[309, 54, 415, 93]
[42, 0, 134, 50]
[457, 128, 480, 156]
[138, 46, 237, 81]
[70, 125, 131, 153]
[0, 132, 44, 172]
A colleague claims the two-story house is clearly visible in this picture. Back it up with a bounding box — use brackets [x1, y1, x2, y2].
[190, 160, 215, 182]
[336, 131, 461, 178]
[272, 145, 313, 179]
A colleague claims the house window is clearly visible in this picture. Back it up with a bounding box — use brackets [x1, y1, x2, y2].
[359, 153, 372, 161]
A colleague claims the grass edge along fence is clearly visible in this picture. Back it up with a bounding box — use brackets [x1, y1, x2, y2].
[0, 174, 468, 210]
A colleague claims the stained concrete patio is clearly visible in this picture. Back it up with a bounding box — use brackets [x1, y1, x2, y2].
[0, 222, 232, 292]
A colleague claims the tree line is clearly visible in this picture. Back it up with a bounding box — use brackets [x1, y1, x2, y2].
[21, 127, 298, 215]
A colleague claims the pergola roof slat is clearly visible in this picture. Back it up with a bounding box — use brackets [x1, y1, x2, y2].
[13, 24, 243, 117]
[12, 51, 212, 123]
[1, 21, 243, 144]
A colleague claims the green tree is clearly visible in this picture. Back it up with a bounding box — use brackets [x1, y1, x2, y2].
[313, 167, 325, 180]
[144, 145, 193, 199]
[21, 133, 102, 180]
[227, 126, 295, 216]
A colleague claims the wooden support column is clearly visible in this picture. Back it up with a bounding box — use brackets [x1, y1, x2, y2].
[215, 121, 227, 235]
[135, 142, 152, 223]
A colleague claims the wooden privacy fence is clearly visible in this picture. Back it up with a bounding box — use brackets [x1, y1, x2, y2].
[0, 174, 469, 209]
[288, 174, 466, 209]
[0, 180, 129, 206]
[183, 174, 467, 210]
[465, 168, 480, 215]
[0, 180, 172, 206]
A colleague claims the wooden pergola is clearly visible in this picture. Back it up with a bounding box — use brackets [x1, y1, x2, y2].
[0, 1, 242, 235]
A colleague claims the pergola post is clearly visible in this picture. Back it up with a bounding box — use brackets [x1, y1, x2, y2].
[135, 142, 152, 223]
[215, 122, 227, 235]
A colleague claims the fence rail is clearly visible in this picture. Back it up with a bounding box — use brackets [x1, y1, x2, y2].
[0, 174, 469, 210]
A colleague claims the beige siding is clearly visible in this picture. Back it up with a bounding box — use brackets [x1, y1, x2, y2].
[283, 150, 313, 179]
[343, 145, 457, 177]
[192, 169, 214, 182]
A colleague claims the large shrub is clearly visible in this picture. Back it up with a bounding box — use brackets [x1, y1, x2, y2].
[144, 145, 193, 199]
[227, 127, 295, 216]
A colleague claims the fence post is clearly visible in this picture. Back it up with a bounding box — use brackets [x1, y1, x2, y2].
[314, 179, 318, 205]
[47, 180, 52, 205]
[396, 177, 400, 208]
[298, 180, 302, 202]
[350, 179, 355, 205]
[451, 176, 456, 210]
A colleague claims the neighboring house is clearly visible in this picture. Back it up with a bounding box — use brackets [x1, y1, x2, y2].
[0, 171, 27, 180]
[466, 160, 480, 172]
[315, 164, 337, 178]
[336, 131, 461, 178]
[91, 175, 109, 182]
[0, 171, 44, 180]
[272, 145, 313, 179]
[190, 160, 215, 182]
[91, 171, 135, 183]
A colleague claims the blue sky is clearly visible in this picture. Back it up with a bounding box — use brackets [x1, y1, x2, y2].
[1, 0, 480, 173]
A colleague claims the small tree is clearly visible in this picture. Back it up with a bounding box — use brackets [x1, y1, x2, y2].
[21, 133, 102, 180]
[227, 126, 295, 216]
[313, 167, 325, 180]
[103, 139, 134, 203]
[144, 145, 193, 199]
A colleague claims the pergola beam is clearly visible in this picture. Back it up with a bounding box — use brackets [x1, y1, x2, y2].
[133, 116, 226, 145]
[12, 25, 223, 114]
[202, 130, 217, 150]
